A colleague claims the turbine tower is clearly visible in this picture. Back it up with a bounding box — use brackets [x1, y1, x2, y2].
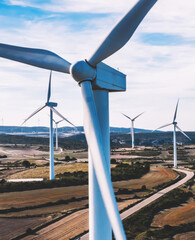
[53, 119, 64, 150]
[153, 99, 191, 168]
[122, 112, 144, 148]
[0, 1, 159, 239]
[22, 72, 75, 180]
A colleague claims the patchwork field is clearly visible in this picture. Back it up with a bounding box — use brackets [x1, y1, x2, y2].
[1, 144, 194, 239]
[6, 162, 88, 179]
[0, 167, 176, 210]
[0, 166, 179, 240]
[152, 200, 195, 227]
[20, 199, 139, 240]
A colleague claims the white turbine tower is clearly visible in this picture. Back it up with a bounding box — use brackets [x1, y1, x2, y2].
[53, 119, 64, 150]
[0, 1, 159, 239]
[122, 112, 144, 148]
[22, 72, 75, 180]
[153, 100, 191, 168]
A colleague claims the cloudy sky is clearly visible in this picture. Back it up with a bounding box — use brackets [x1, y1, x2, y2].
[0, 0, 194, 131]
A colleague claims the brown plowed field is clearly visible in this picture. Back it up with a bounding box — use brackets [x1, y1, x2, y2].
[0, 200, 89, 217]
[152, 201, 195, 227]
[0, 185, 88, 209]
[1, 167, 177, 210]
[173, 231, 195, 240]
[22, 199, 139, 240]
[114, 166, 178, 190]
[0, 217, 50, 240]
[23, 209, 89, 240]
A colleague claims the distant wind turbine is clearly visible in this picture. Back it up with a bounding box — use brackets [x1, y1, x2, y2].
[122, 112, 144, 148]
[153, 99, 191, 168]
[22, 72, 75, 179]
[53, 119, 64, 150]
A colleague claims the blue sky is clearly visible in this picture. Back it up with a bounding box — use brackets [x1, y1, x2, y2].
[0, 0, 195, 131]
[140, 33, 193, 46]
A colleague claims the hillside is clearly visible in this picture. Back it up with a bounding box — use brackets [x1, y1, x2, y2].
[0, 131, 194, 149]
[0, 126, 151, 137]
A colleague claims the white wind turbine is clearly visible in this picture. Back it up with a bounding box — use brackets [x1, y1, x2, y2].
[22, 72, 75, 180]
[153, 100, 191, 168]
[0, 1, 159, 239]
[122, 112, 144, 148]
[53, 118, 64, 150]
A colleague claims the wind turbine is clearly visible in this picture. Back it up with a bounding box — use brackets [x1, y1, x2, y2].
[0, 1, 159, 239]
[122, 112, 144, 148]
[22, 72, 75, 180]
[153, 99, 191, 168]
[53, 118, 64, 150]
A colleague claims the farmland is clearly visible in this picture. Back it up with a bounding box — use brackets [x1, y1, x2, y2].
[0, 143, 195, 239]
[0, 217, 51, 240]
[7, 163, 88, 179]
[0, 167, 179, 239]
[152, 201, 195, 227]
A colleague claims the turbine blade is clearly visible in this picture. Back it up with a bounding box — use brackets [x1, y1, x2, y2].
[56, 119, 64, 124]
[121, 112, 132, 121]
[176, 125, 191, 141]
[47, 71, 52, 102]
[0, 43, 71, 73]
[88, 0, 158, 66]
[153, 123, 172, 132]
[132, 111, 144, 121]
[21, 105, 46, 125]
[173, 99, 179, 122]
[49, 107, 76, 128]
[81, 81, 126, 240]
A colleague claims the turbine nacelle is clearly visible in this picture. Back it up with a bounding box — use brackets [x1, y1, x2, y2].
[46, 102, 58, 107]
[71, 60, 126, 92]
[70, 60, 96, 83]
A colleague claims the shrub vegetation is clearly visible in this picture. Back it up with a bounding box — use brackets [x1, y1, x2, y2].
[123, 188, 192, 239]
[111, 162, 150, 181]
[0, 162, 150, 193]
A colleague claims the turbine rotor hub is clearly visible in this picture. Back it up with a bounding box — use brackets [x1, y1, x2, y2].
[70, 60, 96, 83]
[46, 102, 58, 107]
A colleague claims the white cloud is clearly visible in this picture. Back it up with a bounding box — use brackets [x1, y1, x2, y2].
[6, 0, 137, 13]
[0, 0, 194, 131]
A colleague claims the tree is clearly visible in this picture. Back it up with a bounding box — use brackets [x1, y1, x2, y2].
[22, 160, 30, 168]
[65, 155, 71, 161]
[111, 158, 117, 164]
